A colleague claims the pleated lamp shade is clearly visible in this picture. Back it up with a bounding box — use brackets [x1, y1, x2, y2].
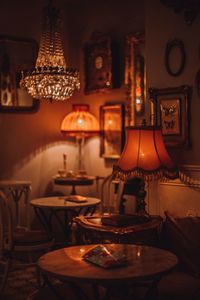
[113, 126, 178, 181]
[60, 104, 99, 137]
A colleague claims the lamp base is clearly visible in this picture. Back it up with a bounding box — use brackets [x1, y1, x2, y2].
[135, 179, 149, 217]
[118, 177, 150, 219]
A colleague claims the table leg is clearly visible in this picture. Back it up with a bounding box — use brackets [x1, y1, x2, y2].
[33, 207, 53, 235]
[41, 273, 65, 300]
[70, 185, 77, 195]
[142, 276, 162, 300]
[68, 282, 91, 300]
[101, 284, 137, 300]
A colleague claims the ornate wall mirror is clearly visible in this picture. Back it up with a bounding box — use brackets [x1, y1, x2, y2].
[124, 32, 145, 126]
[165, 39, 186, 77]
[0, 36, 39, 112]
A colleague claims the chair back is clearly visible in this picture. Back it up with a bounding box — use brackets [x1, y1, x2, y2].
[0, 181, 31, 229]
[0, 191, 13, 294]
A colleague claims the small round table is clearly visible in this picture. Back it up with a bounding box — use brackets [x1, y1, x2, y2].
[54, 176, 96, 195]
[30, 196, 101, 241]
[38, 244, 178, 300]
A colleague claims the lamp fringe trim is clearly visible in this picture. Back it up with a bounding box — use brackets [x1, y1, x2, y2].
[112, 166, 200, 189]
[112, 165, 179, 182]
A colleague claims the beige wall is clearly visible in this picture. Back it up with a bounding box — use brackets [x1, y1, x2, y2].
[0, 0, 144, 201]
[0, 0, 199, 218]
[145, 0, 200, 216]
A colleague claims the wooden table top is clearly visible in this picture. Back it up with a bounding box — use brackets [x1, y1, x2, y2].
[30, 196, 101, 209]
[38, 244, 178, 285]
[54, 176, 95, 186]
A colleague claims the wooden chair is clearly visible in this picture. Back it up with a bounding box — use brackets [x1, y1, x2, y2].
[0, 182, 55, 296]
[0, 191, 13, 295]
[0, 180, 54, 265]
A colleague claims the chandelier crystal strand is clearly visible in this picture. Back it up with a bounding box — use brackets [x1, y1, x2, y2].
[20, 2, 80, 101]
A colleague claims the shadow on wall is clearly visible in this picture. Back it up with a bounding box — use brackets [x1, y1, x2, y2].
[43, 181, 65, 197]
[1, 134, 74, 179]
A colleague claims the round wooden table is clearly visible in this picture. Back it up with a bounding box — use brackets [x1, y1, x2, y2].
[30, 197, 101, 241]
[38, 244, 178, 300]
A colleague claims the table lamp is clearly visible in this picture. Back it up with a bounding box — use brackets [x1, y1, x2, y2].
[112, 125, 179, 216]
[61, 104, 99, 174]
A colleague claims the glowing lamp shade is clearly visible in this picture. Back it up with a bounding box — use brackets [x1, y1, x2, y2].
[113, 126, 178, 181]
[61, 104, 99, 172]
[61, 104, 99, 137]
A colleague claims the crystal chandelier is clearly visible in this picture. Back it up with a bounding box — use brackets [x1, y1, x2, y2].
[20, 1, 80, 101]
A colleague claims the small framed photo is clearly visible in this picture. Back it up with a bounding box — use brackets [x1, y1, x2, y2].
[84, 31, 119, 94]
[0, 35, 39, 112]
[149, 85, 192, 148]
[125, 32, 145, 123]
[100, 103, 125, 159]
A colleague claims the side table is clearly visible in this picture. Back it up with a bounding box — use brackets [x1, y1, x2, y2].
[74, 214, 163, 246]
[53, 176, 96, 195]
[30, 196, 101, 242]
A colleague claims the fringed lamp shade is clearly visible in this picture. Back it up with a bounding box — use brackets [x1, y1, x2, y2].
[20, 2, 80, 101]
[60, 104, 99, 137]
[113, 126, 178, 182]
[112, 126, 179, 216]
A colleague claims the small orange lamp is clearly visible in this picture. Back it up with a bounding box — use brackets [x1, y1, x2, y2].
[61, 104, 99, 173]
[112, 126, 178, 215]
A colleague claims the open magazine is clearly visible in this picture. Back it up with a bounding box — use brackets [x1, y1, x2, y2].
[82, 245, 128, 268]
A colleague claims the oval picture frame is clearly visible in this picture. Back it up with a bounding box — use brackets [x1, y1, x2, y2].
[165, 39, 186, 76]
[195, 69, 200, 96]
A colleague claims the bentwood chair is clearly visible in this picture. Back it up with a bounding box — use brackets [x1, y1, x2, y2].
[0, 185, 54, 295]
[0, 191, 13, 295]
[0, 181, 54, 264]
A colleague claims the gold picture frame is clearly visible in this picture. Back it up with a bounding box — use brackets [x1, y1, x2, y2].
[149, 85, 192, 148]
[84, 31, 120, 94]
[125, 32, 145, 125]
[0, 35, 39, 113]
[100, 103, 125, 159]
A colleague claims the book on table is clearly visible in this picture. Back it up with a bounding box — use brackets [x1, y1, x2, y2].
[101, 213, 150, 226]
[62, 195, 87, 203]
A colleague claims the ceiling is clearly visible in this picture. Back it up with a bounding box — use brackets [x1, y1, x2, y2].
[160, 0, 200, 25]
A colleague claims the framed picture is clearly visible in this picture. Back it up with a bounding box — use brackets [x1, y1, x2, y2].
[0, 35, 39, 113]
[125, 32, 145, 125]
[149, 85, 192, 148]
[100, 103, 125, 159]
[84, 31, 120, 94]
